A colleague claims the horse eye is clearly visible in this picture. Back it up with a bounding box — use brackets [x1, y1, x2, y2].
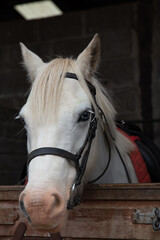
[78, 111, 91, 122]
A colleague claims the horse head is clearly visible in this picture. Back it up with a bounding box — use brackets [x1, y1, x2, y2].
[19, 34, 103, 232]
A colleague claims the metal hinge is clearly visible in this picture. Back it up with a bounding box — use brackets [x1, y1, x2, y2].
[132, 207, 160, 231]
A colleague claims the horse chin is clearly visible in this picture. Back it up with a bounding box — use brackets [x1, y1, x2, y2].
[31, 222, 64, 233]
[29, 213, 67, 233]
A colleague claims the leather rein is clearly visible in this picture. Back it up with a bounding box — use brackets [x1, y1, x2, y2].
[27, 72, 130, 209]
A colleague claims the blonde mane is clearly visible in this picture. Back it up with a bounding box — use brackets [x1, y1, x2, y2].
[28, 56, 133, 154]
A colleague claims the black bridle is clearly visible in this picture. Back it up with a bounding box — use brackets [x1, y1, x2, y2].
[27, 72, 130, 209]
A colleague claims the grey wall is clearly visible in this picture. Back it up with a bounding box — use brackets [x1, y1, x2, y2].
[0, 0, 159, 184]
[153, 0, 160, 146]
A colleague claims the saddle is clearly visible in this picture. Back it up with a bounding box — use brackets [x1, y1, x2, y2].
[117, 122, 160, 183]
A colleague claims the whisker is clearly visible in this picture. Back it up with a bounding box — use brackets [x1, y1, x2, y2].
[17, 177, 27, 185]
[16, 127, 26, 137]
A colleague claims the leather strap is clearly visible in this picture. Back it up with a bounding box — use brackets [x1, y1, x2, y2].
[28, 147, 79, 170]
[65, 72, 78, 80]
[50, 232, 62, 240]
[13, 222, 27, 240]
[65, 72, 96, 96]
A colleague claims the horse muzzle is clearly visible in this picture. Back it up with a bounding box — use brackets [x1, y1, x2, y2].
[19, 188, 66, 232]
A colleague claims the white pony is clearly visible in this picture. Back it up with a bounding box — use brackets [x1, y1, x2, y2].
[19, 34, 138, 233]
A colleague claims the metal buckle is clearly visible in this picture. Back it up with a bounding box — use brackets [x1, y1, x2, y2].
[67, 182, 81, 210]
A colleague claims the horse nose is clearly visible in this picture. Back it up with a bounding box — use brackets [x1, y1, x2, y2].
[19, 189, 65, 231]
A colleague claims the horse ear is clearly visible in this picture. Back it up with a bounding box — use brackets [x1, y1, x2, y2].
[76, 33, 100, 75]
[20, 43, 44, 83]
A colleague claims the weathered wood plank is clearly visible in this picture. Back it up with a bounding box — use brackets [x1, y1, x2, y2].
[1, 184, 160, 201]
[85, 183, 160, 190]
[0, 238, 12, 240]
[61, 201, 160, 239]
[23, 238, 104, 240]
[0, 208, 18, 224]
[83, 188, 160, 200]
[24, 238, 55, 240]
[83, 184, 160, 201]
[0, 187, 23, 201]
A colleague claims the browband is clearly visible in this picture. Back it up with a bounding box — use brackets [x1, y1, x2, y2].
[65, 72, 96, 96]
[65, 72, 78, 80]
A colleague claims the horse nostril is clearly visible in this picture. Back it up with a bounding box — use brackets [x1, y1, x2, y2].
[52, 194, 61, 208]
[19, 193, 31, 223]
[45, 192, 64, 217]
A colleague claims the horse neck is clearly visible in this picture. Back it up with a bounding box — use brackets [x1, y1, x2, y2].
[85, 124, 138, 184]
